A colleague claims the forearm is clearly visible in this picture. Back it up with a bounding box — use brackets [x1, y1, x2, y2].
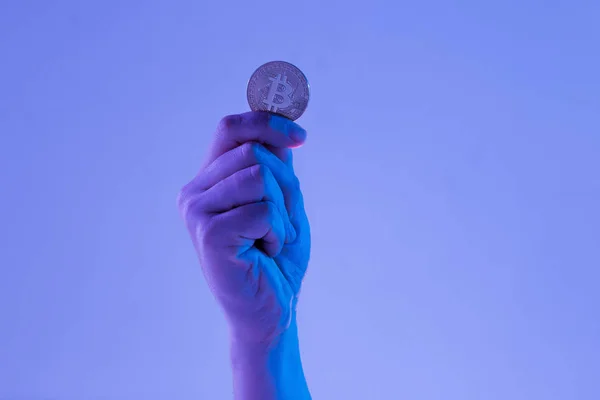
[230, 318, 311, 400]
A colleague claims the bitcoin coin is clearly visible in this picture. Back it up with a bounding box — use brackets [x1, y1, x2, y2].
[247, 61, 310, 121]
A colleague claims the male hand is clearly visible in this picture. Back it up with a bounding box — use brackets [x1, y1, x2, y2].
[177, 111, 311, 346]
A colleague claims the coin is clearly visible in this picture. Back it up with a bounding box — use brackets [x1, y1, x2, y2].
[247, 61, 310, 121]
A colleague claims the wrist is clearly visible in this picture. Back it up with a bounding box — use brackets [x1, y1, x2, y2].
[229, 318, 311, 400]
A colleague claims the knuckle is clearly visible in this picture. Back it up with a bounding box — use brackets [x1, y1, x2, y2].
[262, 201, 278, 219]
[177, 180, 206, 216]
[176, 185, 194, 215]
[240, 141, 262, 162]
[217, 114, 241, 134]
[176, 186, 187, 209]
[250, 163, 270, 184]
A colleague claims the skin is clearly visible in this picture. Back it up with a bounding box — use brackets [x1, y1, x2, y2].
[177, 111, 312, 400]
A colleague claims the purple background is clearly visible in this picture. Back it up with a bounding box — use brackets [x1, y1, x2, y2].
[1, 1, 599, 399]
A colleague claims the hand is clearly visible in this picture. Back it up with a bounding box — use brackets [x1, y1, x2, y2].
[177, 111, 311, 345]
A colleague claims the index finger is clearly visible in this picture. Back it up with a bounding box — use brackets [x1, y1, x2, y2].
[203, 111, 307, 168]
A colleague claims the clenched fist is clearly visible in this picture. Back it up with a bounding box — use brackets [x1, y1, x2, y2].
[177, 111, 311, 346]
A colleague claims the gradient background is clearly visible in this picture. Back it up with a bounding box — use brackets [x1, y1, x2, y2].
[1, 1, 599, 399]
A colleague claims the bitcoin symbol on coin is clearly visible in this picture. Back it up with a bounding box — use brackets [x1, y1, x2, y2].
[247, 61, 310, 121]
[263, 73, 293, 112]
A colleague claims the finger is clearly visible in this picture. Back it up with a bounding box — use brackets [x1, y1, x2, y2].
[197, 164, 296, 243]
[263, 144, 294, 168]
[204, 201, 286, 258]
[254, 144, 305, 228]
[203, 111, 307, 168]
[197, 142, 286, 190]
[179, 142, 292, 210]
[195, 142, 301, 224]
[259, 145, 307, 241]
